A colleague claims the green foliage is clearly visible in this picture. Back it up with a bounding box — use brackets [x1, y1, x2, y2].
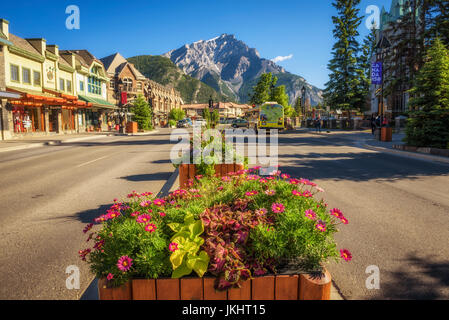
[81, 169, 348, 289]
[131, 94, 152, 131]
[250, 73, 292, 112]
[168, 213, 209, 278]
[406, 38, 449, 148]
[169, 108, 186, 121]
[323, 0, 363, 115]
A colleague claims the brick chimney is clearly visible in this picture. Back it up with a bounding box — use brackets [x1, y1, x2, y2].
[0, 19, 9, 39]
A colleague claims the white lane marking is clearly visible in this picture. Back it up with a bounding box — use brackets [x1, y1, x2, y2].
[76, 156, 109, 168]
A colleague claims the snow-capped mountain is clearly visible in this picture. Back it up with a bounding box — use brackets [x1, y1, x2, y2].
[163, 34, 323, 106]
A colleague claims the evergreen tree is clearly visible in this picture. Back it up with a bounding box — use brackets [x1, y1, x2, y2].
[406, 38, 449, 148]
[131, 94, 152, 131]
[323, 0, 363, 119]
[250, 73, 274, 105]
[427, 0, 449, 47]
[356, 26, 377, 112]
[294, 96, 303, 117]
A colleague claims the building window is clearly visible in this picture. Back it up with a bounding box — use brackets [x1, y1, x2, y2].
[110, 79, 115, 89]
[22, 68, 31, 84]
[88, 76, 102, 95]
[60, 78, 65, 91]
[33, 71, 41, 86]
[123, 78, 133, 92]
[10, 64, 20, 82]
[137, 82, 142, 90]
[66, 80, 72, 93]
[79, 80, 84, 92]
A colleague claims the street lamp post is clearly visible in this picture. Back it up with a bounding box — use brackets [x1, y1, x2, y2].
[301, 86, 306, 125]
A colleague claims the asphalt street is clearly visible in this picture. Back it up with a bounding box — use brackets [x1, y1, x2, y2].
[0, 129, 175, 299]
[277, 132, 449, 300]
[1, 129, 448, 300]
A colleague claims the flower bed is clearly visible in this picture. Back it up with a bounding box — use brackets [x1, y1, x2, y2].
[80, 168, 351, 300]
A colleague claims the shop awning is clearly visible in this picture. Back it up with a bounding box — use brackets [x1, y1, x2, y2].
[6, 87, 91, 108]
[78, 95, 117, 110]
[0, 90, 21, 99]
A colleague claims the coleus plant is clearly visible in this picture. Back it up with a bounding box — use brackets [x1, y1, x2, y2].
[168, 213, 210, 278]
[200, 199, 270, 291]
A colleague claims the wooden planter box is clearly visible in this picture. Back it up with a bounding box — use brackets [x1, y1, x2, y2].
[98, 270, 332, 300]
[179, 163, 245, 188]
[126, 121, 138, 134]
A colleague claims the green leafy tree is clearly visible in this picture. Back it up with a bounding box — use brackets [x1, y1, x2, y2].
[131, 94, 152, 131]
[406, 38, 449, 148]
[323, 0, 363, 119]
[169, 108, 186, 121]
[294, 96, 303, 117]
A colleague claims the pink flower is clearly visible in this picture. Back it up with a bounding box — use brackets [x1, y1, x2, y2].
[305, 209, 317, 220]
[302, 190, 313, 198]
[153, 198, 166, 206]
[281, 173, 291, 179]
[107, 273, 114, 281]
[131, 211, 140, 217]
[265, 190, 276, 196]
[340, 249, 352, 262]
[83, 223, 93, 234]
[222, 176, 231, 182]
[245, 190, 259, 197]
[117, 256, 133, 272]
[289, 178, 300, 185]
[217, 186, 224, 191]
[315, 221, 327, 232]
[195, 175, 203, 180]
[78, 249, 91, 261]
[330, 208, 344, 219]
[159, 212, 166, 217]
[136, 214, 151, 224]
[246, 175, 260, 181]
[316, 187, 325, 193]
[145, 223, 157, 233]
[255, 208, 267, 216]
[259, 178, 267, 183]
[340, 217, 349, 225]
[271, 203, 285, 214]
[140, 200, 152, 207]
[113, 198, 118, 202]
[292, 190, 301, 196]
[169, 242, 178, 252]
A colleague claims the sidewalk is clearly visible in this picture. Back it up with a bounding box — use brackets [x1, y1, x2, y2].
[0, 133, 110, 153]
[298, 127, 449, 164]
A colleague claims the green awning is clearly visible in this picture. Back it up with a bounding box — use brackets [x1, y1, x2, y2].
[78, 94, 117, 109]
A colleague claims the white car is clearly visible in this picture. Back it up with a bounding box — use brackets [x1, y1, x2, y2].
[194, 119, 207, 127]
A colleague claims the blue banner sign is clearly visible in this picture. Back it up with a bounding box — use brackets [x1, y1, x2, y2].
[371, 62, 382, 85]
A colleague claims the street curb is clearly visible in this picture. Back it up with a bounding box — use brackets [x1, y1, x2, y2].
[114, 130, 160, 137]
[79, 167, 179, 300]
[0, 134, 109, 153]
[360, 142, 449, 165]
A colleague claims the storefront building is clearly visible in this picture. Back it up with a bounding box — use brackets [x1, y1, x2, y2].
[60, 49, 115, 132]
[0, 18, 92, 140]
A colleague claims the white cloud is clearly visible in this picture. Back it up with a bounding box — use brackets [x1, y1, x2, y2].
[271, 54, 293, 63]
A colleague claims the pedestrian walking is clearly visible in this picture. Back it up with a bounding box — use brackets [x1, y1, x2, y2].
[370, 114, 376, 135]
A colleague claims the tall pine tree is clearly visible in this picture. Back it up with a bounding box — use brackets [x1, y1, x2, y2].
[324, 0, 363, 119]
[356, 25, 377, 112]
[406, 38, 449, 148]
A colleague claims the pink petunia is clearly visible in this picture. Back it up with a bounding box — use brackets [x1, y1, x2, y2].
[281, 173, 291, 179]
[145, 223, 157, 233]
[271, 203, 285, 214]
[315, 220, 327, 232]
[107, 273, 114, 281]
[117, 256, 133, 272]
[136, 214, 151, 224]
[265, 190, 276, 196]
[340, 249, 352, 262]
[153, 199, 166, 206]
[245, 190, 259, 197]
[159, 212, 166, 217]
[169, 242, 179, 252]
[330, 208, 344, 219]
[305, 209, 317, 220]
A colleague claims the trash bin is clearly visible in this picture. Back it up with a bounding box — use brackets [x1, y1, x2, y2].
[381, 127, 392, 142]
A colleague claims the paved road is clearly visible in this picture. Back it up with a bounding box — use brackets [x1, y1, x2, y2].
[277, 131, 449, 300]
[0, 129, 175, 299]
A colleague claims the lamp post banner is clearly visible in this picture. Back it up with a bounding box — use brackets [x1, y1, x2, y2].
[371, 62, 382, 85]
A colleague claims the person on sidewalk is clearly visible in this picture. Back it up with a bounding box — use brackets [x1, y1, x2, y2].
[314, 116, 322, 133]
[371, 114, 376, 135]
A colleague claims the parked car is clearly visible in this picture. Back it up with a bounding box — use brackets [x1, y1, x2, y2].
[231, 118, 249, 128]
[176, 118, 192, 128]
[194, 119, 207, 127]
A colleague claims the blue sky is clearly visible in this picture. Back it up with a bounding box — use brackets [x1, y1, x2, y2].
[1, 0, 392, 89]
